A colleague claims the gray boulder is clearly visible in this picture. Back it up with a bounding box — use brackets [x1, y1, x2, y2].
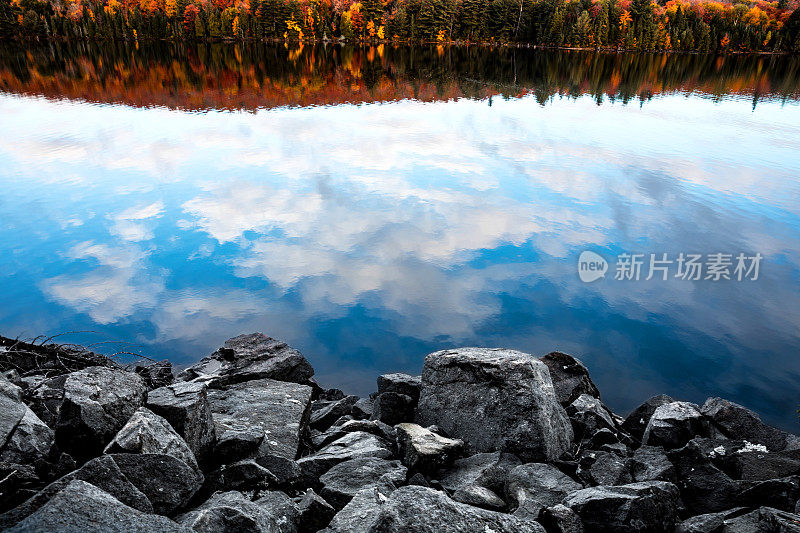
[108, 453, 204, 515]
[701, 397, 797, 452]
[311, 396, 359, 431]
[134, 360, 174, 390]
[311, 419, 396, 450]
[53, 366, 148, 460]
[351, 398, 374, 420]
[720, 506, 800, 532]
[323, 485, 542, 532]
[255, 491, 300, 533]
[105, 407, 199, 471]
[540, 351, 600, 406]
[395, 423, 463, 474]
[439, 452, 522, 494]
[0, 455, 153, 529]
[567, 394, 617, 439]
[451, 484, 506, 511]
[178, 491, 282, 532]
[297, 431, 393, 480]
[620, 394, 675, 442]
[506, 463, 582, 519]
[630, 445, 675, 482]
[667, 438, 745, 515]
[147, 381, 216, 466]
[416, 347, 573, 462]
[377, 373, 422, 402]
[564, 481, 681, 533]
[0, 405, 53, 465]
[207, 378, 312, 466]
[320, 457, 407, 509]
[204, 459, 279, 495]
[5, 480, 188, 533]
[178, 333, 314, 387]
[0, 377, 26, 449]
[296, 489, 336, 532]
[540, 504, 585, 533]
[579, 451, 632, 486]
[642, 401, 711, 449]
[371, 392, 416, 426]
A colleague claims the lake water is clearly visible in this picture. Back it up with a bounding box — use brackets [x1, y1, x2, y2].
[1, 42, 800, 429]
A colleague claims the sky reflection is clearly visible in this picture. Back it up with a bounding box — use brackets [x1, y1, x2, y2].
[1, 90, 799, 429]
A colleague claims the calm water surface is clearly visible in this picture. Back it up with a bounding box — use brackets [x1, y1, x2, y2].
[2, 43, 800, 429]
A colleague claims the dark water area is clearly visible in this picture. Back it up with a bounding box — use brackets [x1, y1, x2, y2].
[1, 41, 800, 430]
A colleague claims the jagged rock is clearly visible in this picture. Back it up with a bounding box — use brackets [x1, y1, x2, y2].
[564, 481, 681, 533]
[296, 489, 335, 533]
[631, 445, 675, 482]
[312, 419, 396, 450]
[323, 485, 541, 532]
[320, 389, 346, 401]
[407, 473, 429, 486]
[416, 347, 573, 462]
[540, 504, 585, 533]
[675, 508, 749, 533]
[0, 455, 153, 529]
[377, 373, 422, 402]
[0, 462, 40, 512]
[451, 484, 506, 511]
[439, 452, 522, 494]
[215, 428, 264, 464]
[135, 360, 174, 390]
[178, 333, 314, 387]
[5, 480, 187, 533]
[738, 476, 800, 512]
[0, 404, 53, 465]
[371, 392, 415, 426]
[178, 491, 281, 532]
[310, 396, 359, 431]
[506, 463, 582, 519]
[320, 457, 406, 509]
[395, 423, 463, 474]
[667, 439, 744, 515]
[297, 431, 393, 480]
[351, 398, 373, 420]
[105, 407, 199, 471]
[642, 401, 711, 449]
[721, 506, 800, 532]
[256, 456, 302, 488]
[579, 450, 632, 486]
[706, 440, 800, 481]
[147, 381, 216, 466]
[207, 378, 312, 466]
[540, 352, 600, 406]
[255, 491, 299, 533]
[620, 394, 675, 442]
[203, 459, 279, 495]
[0, 377, 26, 448]
[53, 366, 148, 460]
[108, 453, 203, 515]
[586, 428, 619, 449]
[701, 397, 798, 452]
[567, 394, 617, 439]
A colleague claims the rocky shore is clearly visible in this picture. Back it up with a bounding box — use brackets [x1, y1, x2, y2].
[1, 332, 800, 532]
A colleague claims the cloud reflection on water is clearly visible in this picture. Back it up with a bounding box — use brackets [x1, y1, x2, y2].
[1, 91, 799, 428]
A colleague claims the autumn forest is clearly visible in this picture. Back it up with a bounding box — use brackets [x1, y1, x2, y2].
[2, 0, 800, 52]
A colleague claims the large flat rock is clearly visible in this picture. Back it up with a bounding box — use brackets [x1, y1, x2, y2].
[5, 480, 189, 533]
[416, 347, 573, 462]
[179, 333, 314, 387]
[207, 377, 312, 464]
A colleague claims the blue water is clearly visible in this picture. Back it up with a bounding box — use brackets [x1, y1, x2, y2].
[2, 53, 800, 430]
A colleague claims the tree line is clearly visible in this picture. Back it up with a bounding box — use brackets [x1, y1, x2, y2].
[2, 0, 800, 52]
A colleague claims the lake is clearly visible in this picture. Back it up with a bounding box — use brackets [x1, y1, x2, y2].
[1, 42, 799, 430]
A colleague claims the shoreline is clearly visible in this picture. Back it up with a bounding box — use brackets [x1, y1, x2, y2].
[2, 331, 800, 531]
